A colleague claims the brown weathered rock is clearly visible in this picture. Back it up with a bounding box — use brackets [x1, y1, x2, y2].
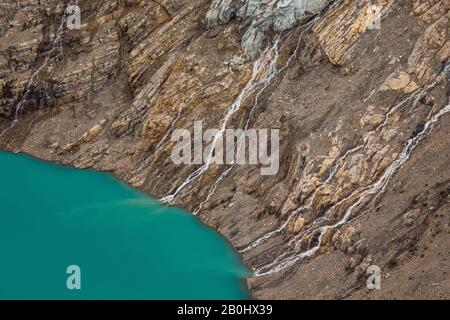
[1, 0, 449, 300]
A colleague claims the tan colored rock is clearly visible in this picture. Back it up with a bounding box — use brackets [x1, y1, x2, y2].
[293, 217, 306, 233]
[360, 105, 385, 127]
[59, 120, 106, 154]
[313, 0, 394, 65]
[1, 0, 449, 300]
[321, 228, 334, 246]
[381, 71, 415, 91]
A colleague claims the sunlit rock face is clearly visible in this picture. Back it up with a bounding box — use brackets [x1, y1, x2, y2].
[205, 0, 332, 58]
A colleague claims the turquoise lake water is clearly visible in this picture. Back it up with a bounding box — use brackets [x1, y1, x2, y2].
[0, 151, 249, 300]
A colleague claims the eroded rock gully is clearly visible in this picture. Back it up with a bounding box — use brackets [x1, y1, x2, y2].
[1, 0, 449, 299]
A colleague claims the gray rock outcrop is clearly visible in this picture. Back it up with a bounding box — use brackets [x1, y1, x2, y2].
[206, 0, 332, 58]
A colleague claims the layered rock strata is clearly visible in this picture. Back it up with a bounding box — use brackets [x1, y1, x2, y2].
[1, 0, 449, 299]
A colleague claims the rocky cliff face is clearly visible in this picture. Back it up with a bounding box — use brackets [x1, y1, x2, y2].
[1, 0, 449, 299]
[206, 0, 331, 57]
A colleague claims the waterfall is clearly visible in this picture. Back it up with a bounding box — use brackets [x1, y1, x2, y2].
[255, 99, 450, 276]
[177, 0, 346, 211]
[0, 11, 68, 138]
[160, 36, 283, 204]
[126, 84, 219, 180]
[205, 0, 333, 58]
[240, 62, 450, 253]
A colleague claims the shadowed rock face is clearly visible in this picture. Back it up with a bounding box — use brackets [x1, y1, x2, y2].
[1, 0, 450, 299]
[206, 0, 332, 57]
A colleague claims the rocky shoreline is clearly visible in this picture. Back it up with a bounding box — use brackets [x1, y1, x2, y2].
[1, 0, 449, 299]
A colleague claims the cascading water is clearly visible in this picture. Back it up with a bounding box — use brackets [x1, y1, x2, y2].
[126, 84, 219, 180]
[255, 99, 450, 276]
[160, 35, 283, 204]
[182, 0, 347, 213]
[239, 212, 298, 253]
[206, 0, 334, 58]
[193, 166, 234, 215]
[240, 62, 450, 254]
[0, 11, 68, 138]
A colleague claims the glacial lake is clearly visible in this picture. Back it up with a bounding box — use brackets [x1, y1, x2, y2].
[0, 151, 249, 299]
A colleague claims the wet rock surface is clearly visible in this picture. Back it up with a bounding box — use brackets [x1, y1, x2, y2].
[1, 0, 449, 299]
